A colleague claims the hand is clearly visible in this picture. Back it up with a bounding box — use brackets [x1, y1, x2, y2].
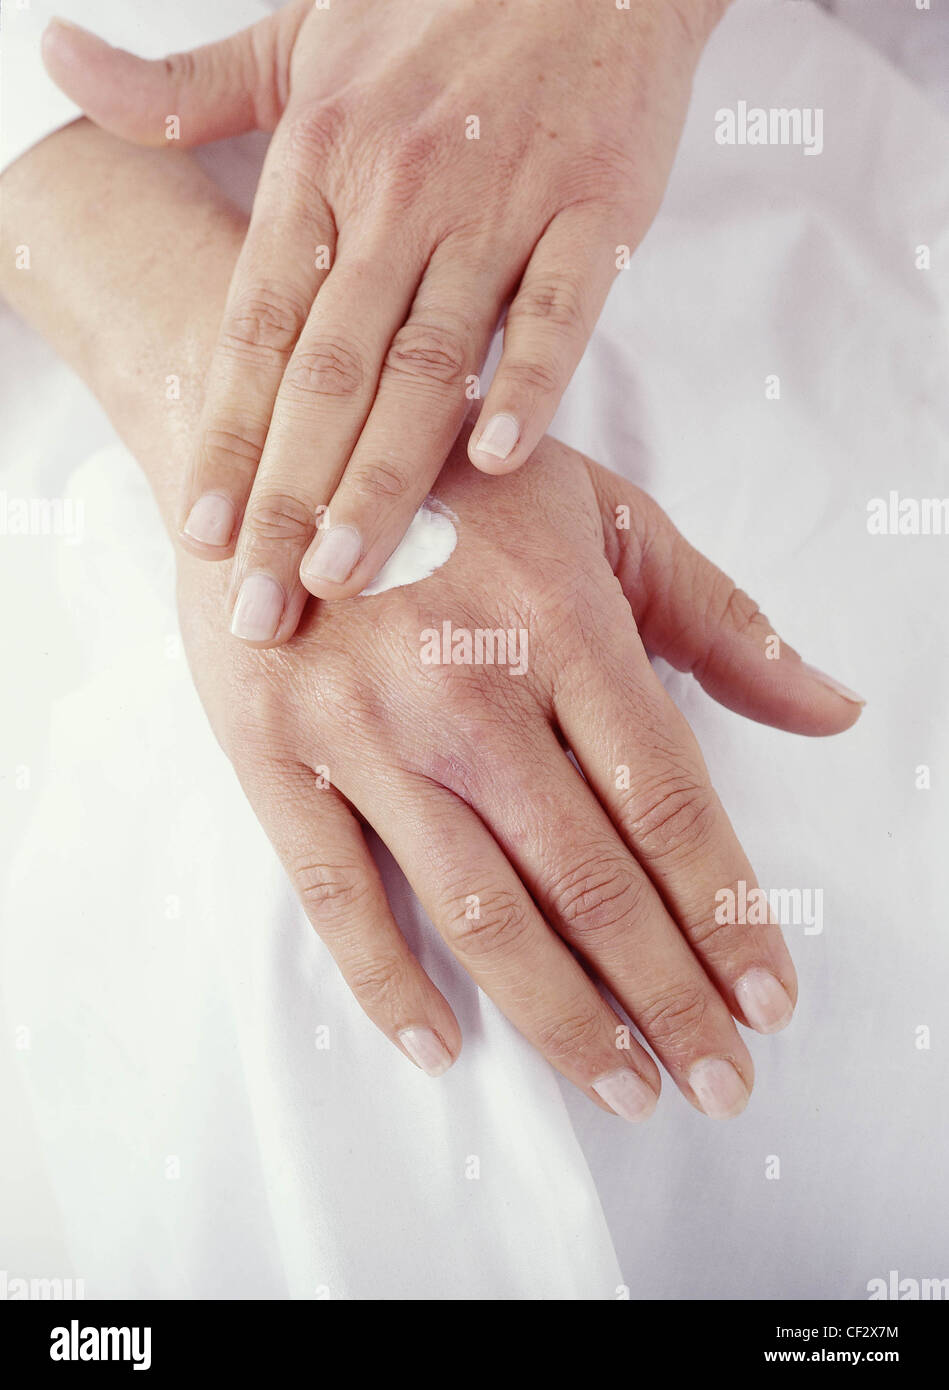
[173, 426, 864, 1118]
[42, 0, 729, 642]
[2, 124, 863, 1120]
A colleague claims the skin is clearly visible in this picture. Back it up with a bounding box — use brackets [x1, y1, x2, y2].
[41, 0, 732, 643]
[0, 122, 862, 1119]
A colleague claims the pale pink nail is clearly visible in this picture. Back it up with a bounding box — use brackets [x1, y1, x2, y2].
[735, 968, 794, 1034]
[230, 573, 284, 643]
[398, 1027, 452, 1077]
[474, 413, 520, 462]
[182, 493, 235, 547]
[301, 525, 362, 586]
[802, 663, 865, 705]
[688, 1058, 749, 1119]
[592, 1068, 657, 1123]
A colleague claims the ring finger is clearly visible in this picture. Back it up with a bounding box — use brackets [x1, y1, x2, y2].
[452, 731, 757, 1120]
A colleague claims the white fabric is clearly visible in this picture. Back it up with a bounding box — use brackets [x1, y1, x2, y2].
[2, 0, 948, 1299]
[827, 0, 949, 115]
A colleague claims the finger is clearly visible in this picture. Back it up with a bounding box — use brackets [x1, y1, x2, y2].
[468, 205, 619, 474]
[241, 759, 460, 1076]
[590, 467, 867, 734]
[357, 774, 661, 1122]
[298, 242, 510, 600]
[41, 6, 303, 145]
[553, 606, 798, 1038]
[227, 234, 422, 641]
[439, 726, 755, 1120]
[178, 129, 335, 562]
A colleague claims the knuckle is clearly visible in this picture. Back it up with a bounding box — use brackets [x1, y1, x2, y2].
[246, 490, 316, 545]
[202, 420, 267, 472]
[712, 581, 762, 639]
[222, 284, 306, 362]
[549, 852, 646, 941]
[385, 320, 466, 387]
[162, 48, 197, 88]
[446, 888, 531, 960]
[535, 1009, 604, 1063]
[377, 126, 451, 208]
[282, 339, 365, 402]
[514, 273, 588, 333]
[293, 858, 369, 922]
[310, 661, 385, 731]
[627, 779, 717, 863]
[283, 99, 349, 170]
[346, 955, 405, 1013]
[639, 984, 710, 1052]
[499, 355, 561, 398]
[687, 902, 745, 951]
[395, 126, 449, 172]
[351, 456, 411, 502]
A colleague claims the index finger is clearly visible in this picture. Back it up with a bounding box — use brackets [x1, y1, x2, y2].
[297, 238, 513, 599]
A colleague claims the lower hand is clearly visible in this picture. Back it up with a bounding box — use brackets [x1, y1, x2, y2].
[173, 426, 861, 1117]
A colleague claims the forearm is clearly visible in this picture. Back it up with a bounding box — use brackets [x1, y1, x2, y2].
[0, 119, 242, 530]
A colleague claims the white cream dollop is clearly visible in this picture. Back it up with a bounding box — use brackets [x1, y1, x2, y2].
[358, 498, 458, 597]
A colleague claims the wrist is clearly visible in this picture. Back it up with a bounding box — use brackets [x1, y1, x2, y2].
[1, 120, 242, 531]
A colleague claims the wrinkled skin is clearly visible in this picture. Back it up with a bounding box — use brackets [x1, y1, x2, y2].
[43, 0, 731, 642]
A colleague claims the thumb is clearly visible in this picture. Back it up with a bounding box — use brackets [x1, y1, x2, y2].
[595, 469, 866, 737]
[41, 11, 298, 147]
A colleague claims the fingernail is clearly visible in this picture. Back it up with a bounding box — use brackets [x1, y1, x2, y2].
[230, 572, 284, 643]
[398, 1027, 453, 1078]
[735, 968, 794, 1034]
[301, 525, 362, 586]
[182, 493, 235, 548]
[474, 413, 520, 462]
[688, 1057, 749, 1119]
[802, 663, 865, 705]
[592, 1068, 657, 1123]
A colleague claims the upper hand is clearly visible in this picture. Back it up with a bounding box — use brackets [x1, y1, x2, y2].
[43, 0, 727, 638]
